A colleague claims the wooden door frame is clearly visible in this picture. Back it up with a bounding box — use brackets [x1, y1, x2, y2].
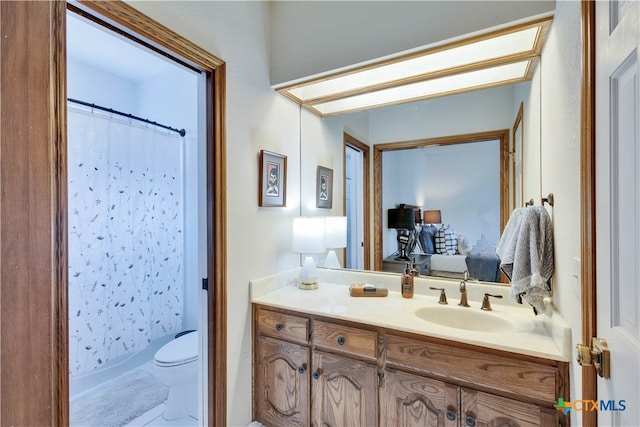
[580, 1, 597, 425]
[372, 130, 510, 271]
[0, 2, 70, 424]
[343, 133, 371, 270]
[64, 2, 228, 425]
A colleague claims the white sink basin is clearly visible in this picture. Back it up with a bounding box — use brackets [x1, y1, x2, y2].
[414, 305, 515, 332]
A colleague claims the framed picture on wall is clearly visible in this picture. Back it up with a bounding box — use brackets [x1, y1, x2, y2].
[316, 166, 333, 209]
[259, 150, 287, 207]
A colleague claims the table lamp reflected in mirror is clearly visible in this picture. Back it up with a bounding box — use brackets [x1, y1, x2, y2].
[387, 207, 416, 261]
[292, 217, 326, 289]
[423, 209, 442, 226]
[323, 216, 347, 269]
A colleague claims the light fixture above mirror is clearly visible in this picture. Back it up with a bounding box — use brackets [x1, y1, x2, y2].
[276, 15, 552, 117]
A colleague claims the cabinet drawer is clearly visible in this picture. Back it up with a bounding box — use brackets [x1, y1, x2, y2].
[313, 320, 377, 361]
[256, 308, 309, 344]
[386, 334, 559, 405]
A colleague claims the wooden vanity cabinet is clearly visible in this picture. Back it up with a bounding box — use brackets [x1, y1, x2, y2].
[311, 350, 378, 427]
[255, 335, 310, 427]
[253, 304, 569, 427]
[385, 333, 566, 427]
[460, 388, 559, 427]
[380, 367, 560, 427]
[253, 306, 379, 427]
[380, 368, 459, 426]
[254, 308, 311, 427]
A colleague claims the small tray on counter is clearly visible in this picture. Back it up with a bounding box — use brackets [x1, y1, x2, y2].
[349, 283, 388, 297]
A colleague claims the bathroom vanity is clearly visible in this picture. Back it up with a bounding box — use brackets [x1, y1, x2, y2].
[250, 270, 570, 427]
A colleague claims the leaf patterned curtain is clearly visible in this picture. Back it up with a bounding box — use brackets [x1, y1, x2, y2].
[68, 107, 185, 377]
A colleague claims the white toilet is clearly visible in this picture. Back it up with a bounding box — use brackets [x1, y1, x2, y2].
[153, 330, 199, 421]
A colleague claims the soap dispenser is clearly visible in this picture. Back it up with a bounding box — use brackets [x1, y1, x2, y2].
[401, 262, 414, 298]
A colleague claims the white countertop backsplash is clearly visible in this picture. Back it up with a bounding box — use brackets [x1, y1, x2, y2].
[250, 268, 571, 362]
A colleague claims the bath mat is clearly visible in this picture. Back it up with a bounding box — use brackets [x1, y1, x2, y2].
[70, 368, 169, 427]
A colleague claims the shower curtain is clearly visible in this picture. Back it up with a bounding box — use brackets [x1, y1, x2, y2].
[68, 107, 185, 377]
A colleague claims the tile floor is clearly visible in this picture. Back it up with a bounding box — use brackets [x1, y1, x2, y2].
[125, 362, 198, 427]
[72, 360, 198, 427]
[125, 403, 198, 427]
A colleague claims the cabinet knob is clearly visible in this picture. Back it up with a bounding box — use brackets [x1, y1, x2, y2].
[312, 371, 320, 380]
[445, 410, 456, 421]
[275, 323, 283, 331]
[337, 336, 345, 345]
[298, 364, 306, 374]
[465, 415, 476, 426]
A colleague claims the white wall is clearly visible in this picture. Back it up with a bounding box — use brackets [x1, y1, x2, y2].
[68, 59, 136, 111]
[539, 2, 584, 426]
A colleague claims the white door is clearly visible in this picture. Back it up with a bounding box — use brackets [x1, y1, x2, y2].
[345, 145, 365, 269]
[595, 0, 640, 425]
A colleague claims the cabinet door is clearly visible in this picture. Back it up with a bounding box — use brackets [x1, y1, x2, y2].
[380, 368, 458, 427]
[461, 388, 559, 427]
[311, 350, 377, 427]
[255, 336, 310, 427]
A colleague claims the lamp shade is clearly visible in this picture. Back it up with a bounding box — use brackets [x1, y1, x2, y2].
[292, 217, 326, 253]
[423, 209, 442, 224]
[387, 207, 415, 229]
[325, 216, 347, 248]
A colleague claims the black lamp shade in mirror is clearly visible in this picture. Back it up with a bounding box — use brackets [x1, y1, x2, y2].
[388, 207, 415, 230]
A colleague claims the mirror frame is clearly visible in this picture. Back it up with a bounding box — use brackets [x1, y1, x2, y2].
[512, 102, 525, 209]
[373, 129, 510, 275]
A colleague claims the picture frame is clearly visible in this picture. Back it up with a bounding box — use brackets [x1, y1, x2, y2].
[259, 150, 287, 207]
[316, 166, 333, 209]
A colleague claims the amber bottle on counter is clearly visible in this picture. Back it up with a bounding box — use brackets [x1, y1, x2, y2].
[401, 262, 414, 298]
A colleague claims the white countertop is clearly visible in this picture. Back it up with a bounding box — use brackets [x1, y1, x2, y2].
[250, 268, 571, 362]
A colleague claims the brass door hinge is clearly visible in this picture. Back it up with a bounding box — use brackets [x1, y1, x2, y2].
[576, 337, 610, 379]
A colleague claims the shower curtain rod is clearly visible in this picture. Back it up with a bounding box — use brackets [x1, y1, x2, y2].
[68, 98, 186, 137]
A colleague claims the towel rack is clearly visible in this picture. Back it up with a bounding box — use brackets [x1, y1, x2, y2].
[542, 193, 554, 207]
[523, 193, 554, 207]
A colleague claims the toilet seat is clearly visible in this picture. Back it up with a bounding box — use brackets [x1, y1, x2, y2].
[154, 331, 198, 367]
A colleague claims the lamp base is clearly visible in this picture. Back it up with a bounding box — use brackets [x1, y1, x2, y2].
[298, 282, 319, 290]
[323, 250, 342, 269]
[298, 256, 319, 290]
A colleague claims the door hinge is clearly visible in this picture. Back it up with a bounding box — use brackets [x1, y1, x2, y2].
[202, 277, 208, 291]
[576, 337, 610, 379]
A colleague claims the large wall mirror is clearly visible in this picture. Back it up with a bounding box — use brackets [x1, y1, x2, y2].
[300, 70, 542, 285]
[300, 22, 546, 286]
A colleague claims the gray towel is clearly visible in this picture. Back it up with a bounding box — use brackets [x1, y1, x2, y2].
[496, 206, 554, 314]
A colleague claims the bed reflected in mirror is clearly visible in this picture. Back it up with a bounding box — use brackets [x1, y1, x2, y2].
[377, 130, 508, 283]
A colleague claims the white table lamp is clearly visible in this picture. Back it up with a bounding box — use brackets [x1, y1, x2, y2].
[292, 217, 326, 289]
[323, 216, 347, 269]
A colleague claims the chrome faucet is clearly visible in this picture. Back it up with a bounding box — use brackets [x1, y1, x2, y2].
[458, 271, 470, 307]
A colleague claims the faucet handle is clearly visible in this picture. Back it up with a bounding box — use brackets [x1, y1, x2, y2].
[429, 287, 448, 304]
[481, 293, 503, 311]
